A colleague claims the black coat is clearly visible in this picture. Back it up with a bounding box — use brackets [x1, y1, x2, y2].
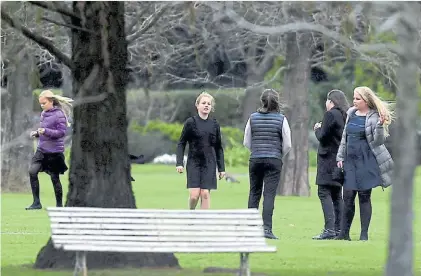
[315, 107, 346, 186]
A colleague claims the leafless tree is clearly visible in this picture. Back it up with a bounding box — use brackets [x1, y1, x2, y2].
[2, 1, 179, 269]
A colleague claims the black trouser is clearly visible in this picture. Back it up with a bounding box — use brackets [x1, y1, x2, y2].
[342, 189, 372, 235]
[29, 162, 63, 206]
[317, 185, 343, 232]
[248, 158, 282, 230]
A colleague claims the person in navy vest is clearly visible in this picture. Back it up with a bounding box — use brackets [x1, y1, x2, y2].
[26, 90, 73, 210]
[243, 89, 292, 239]
[312, 89, 349, 240]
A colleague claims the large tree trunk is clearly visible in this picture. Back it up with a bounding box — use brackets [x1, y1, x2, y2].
[385, 3, 419, 276]
[1, 47, 35, 192]
[277, 31, 311, 196]
[242, 74, 265, 123]
[35, 2, 179, 269]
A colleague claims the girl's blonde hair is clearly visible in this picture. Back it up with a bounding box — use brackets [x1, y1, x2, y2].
[195, 91, 215, 112]
[354, 86, 395, 137]
[39, 90, 74, 126]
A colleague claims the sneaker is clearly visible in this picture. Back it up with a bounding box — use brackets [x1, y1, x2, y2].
[264, 229, 279, 240]
[312, 229, 336, 240]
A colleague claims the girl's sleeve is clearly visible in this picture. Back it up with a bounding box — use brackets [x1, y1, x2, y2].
[176, 118, 192, 167]
[215, 122, 225, 172]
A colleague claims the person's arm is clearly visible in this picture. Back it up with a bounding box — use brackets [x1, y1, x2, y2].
[243, 118, 251, 151]
[214, 122, 225, 173]
[43, 111, 67, 139]
[336, 125, 347, 162]
[373, 113, 386, 146]
[176, 119, 192, 167]
[315, 111, 335, 144]
[282, 117, 292, 159]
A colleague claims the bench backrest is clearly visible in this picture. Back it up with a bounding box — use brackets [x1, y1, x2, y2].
[47, 207, 276, 253]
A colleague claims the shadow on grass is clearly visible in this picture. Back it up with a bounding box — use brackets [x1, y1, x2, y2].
[1, 264, 388, 276]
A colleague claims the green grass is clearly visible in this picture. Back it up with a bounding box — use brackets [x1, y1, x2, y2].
[2, 165, 421, 276]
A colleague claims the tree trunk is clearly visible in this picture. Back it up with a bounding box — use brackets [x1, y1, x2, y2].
[385, 3, 419, 276]
[277, 31, 311, 196]
[1, 47, 35, 193]
[34, 2, 179, 269]
[242, 75, 265, 123]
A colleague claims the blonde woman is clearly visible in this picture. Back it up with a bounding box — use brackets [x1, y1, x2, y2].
[336, 86, 394, 241]
[176, 92, 225, 210]
[26, 90, 73, 210]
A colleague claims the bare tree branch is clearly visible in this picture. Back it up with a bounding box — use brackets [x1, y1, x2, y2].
[28, 1, 80, 22]
[127, 3, 171, 44]
[41, 16, 94, 34]
[1, 9, 74, 70]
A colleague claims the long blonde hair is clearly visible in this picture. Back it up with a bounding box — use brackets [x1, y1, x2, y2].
[39, 90, 74, 127]
[354, 86, 395, 137]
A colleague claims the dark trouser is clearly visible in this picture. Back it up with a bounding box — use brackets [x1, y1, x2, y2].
[248, 158, 282, 230]
[342, 189, 372, 235]
[317, 185, 343, 232]
[29, 162, 63, 206]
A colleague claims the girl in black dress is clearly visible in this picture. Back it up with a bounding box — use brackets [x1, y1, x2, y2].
[176, 92, 226, 210]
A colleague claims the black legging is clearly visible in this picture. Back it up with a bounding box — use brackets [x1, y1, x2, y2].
[29, 162, 63, 206]
[317, 185, 343, 232]
[342, 189, 372, 235]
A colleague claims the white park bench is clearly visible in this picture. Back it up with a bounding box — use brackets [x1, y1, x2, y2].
[47, 207, 277, 276]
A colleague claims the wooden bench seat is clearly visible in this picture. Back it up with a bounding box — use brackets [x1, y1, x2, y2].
[47, 207, 277, 276]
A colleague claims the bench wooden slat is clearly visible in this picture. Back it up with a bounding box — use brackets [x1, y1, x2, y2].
[52, 229, 264, 237]
[53, 240, 267, 247]
[51, 235, 266, 242]
[50, 217, 263, 225]
[50, 223, 264, 232]
[47, 207, 260, 214]
[59, 244, 277, 253]
[48, 212, 261, 220]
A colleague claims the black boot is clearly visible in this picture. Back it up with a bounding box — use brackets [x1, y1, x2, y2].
[264, 228, 278, 240]
[359, 231, 368, 241]
[312, 229, 336, 240]
[25, 202, 42, 210]
[26, 173, 42, 210]
[51, 174, 63, 208]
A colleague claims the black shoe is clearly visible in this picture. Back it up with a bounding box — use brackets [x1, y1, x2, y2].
[312, 229, 336, 240]
[359, 231, 368, 241]
[56, 203, 63, 207]
[25, 202, 42, 210]
[264, 229, 279, 240]
[335, 232, 351, 241]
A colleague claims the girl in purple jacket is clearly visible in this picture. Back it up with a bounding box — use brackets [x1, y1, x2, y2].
[26, 90, 73, 210]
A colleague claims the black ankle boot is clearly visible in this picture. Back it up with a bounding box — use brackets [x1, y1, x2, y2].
[312, 229, 336, 240]
[359, 231, 368, 241]
[335, 230, 351, 241]
[264, 229, 278, 240]
[25, 202, 42, 210]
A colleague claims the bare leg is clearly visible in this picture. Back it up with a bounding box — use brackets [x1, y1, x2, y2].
[189, 188, 201, 210]
[200, 189, 210, 209]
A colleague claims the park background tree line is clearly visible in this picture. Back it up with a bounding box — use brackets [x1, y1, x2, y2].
[1, 1, 420, 275]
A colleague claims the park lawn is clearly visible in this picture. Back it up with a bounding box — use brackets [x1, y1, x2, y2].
[1, 164, 421, 276]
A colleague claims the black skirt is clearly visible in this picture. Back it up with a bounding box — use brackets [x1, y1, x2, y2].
[32, 149, 68, 175]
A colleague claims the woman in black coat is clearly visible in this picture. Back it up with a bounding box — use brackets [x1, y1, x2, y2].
[312, 90, 349, 240]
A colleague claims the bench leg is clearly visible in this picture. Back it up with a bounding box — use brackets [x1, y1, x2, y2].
[239, 253, 250, 276]
[74, 251, 87, 276]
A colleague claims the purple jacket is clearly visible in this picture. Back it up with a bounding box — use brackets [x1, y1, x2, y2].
[38, 107, 67, 153]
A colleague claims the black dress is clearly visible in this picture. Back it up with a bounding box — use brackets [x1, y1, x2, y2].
[176, 115, 225, 190]
[343, 111, 382, 191]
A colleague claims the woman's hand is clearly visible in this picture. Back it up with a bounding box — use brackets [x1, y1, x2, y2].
[30, 131, 38, 138]
[313, 122, 322, 131]
[379, 113, 386, 125]
[337, 161, 343, 168]
[176, 166, 184, 173]
[218, 171, 226, 180]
